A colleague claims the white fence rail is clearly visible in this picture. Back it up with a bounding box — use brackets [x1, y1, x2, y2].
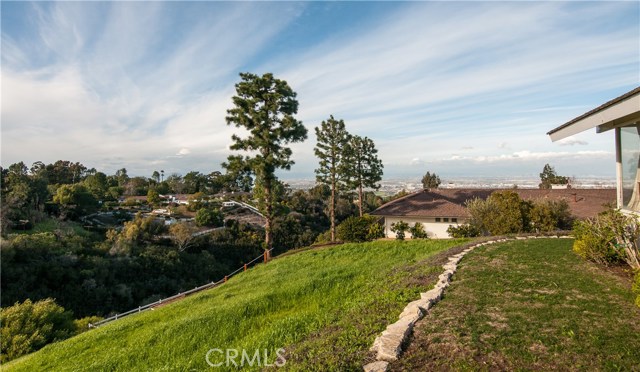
[88, 248, 274, 328]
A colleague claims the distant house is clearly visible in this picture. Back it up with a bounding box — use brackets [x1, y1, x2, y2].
[547, 87, 640, 214]
[371, 188, 615, 239]
[163, 194, 190, 205]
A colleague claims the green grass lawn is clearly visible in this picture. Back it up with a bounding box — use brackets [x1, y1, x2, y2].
[9, 218, 89, 237]
[394, 238, 640, 371]
[5, 239, 466, 372]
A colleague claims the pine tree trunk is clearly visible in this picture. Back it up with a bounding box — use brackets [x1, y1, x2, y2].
[264, 177, 273, 259]
[331, 176, 336, 242]
[358, 182, 363, 217]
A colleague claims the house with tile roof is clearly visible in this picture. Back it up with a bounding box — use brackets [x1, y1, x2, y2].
[371, 188, 615, 239]
[547, 87, 640, 214]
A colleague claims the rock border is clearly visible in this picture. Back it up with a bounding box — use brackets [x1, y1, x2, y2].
[363, 234, 572, 372]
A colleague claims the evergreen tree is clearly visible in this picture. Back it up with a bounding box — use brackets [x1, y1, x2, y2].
[539, 163, 569, 189]
[314, 116, 351, 241]
[345, 135, 384, 217]
[224, 72, 307, 255]
[421, 171, 441, 189]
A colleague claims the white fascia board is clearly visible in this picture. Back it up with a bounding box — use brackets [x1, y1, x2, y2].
[549, 94, 640, 142]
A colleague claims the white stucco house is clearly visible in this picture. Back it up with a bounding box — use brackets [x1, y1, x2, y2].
[547, 87, 640, 214]
[371, 189, 469, 239]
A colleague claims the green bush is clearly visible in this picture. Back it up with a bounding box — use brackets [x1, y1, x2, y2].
[336, 215, 382, 243]
[530, 199, 573, 232]
[447, 224, 481, 238]
[1, 298, 76, 362]
[572, 218, 620, 265]
[73, 316, 103, 334]
[466, 191, 532, 235]
[572, 209, 640, 269]
[390, 220, 409, 240]
[314, 230, 332, 244]
[194, 208, 224, 227]
[367, 221, 385, 241]
[409, 222, 429, 239]
[466, 191, 573, 236]
[122, 197, 140, 207]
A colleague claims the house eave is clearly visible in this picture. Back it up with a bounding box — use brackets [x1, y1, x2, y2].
[547, 87, 640, 141]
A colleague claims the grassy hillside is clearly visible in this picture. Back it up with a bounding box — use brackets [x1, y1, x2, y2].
[395, 238, 640, 371]
[6, 239, 466, 371]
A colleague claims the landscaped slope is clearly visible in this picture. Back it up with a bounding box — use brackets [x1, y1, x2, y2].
[394, 238, 640, 371]
[6, 239, 466, 371]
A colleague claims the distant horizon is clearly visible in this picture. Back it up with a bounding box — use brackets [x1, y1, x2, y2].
[0, 156, 617, 184]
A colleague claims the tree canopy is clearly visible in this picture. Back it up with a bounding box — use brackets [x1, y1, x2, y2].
[224, 72, 308, 252]
[314, 115, 351, 241]
[539, 163, 569, 189]
[344, 135, 383, 217]
[421, 171, 441, 189]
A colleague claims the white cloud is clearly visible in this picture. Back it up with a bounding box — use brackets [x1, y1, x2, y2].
[557, 138, 589, 146]
[410, 158, 426, 166]
[1, 2, 305, 175]
[441, 150, 612, 164]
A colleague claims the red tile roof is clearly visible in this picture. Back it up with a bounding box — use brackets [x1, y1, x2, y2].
[371, 188, 615, 219]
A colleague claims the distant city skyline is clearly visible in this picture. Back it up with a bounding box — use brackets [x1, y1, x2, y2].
[1, 2, 637, 179]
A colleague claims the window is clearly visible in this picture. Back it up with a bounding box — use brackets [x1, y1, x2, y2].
[443, 218, 449, 223]
[435, 218, 441, 222]
[621, 125, 640, 212]
[452, 218, 458, 223]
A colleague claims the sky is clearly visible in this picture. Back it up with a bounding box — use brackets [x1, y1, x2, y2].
[1, 1, 638, 181]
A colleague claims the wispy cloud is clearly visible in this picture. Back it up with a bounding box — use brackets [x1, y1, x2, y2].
[557, 138, 589, 146]
[2, 2, 305, 175]
[442, 150, 612, 164]
[1, 1, 636, 179]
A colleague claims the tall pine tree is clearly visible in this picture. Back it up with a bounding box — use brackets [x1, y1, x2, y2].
[225, 73, 307, 254]
[345, 135, 384, 217]
[314, 116, 351, 242]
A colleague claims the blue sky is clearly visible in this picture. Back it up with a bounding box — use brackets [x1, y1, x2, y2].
[2, 1, 638, 181]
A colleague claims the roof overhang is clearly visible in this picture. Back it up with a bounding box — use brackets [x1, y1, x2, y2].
[547, 87, 640, 142]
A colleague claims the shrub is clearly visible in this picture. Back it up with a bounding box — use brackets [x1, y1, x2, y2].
[572, 209, 640, 268]
[602, 210, 640, 269]
[314, 230, 332, 244]
[409, 222, 429, 239]
[447, 224, 481, 238]
[367, 221, 385, 241]
[147, 189, 161, 206]
[572, 218, 620, 265]
[485, 190, 531, 235]
[74, 316, 103, 334]
[1, 299, 76, 362]
[122, 197, 140, 207]
[337, 215, 382, 243]
[390, 220, 409, 240]
[187, 192, 207, 212]
[530, 199, 573, 232]
[466, 191, 531, 236]
[195, 208, 224, 227]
